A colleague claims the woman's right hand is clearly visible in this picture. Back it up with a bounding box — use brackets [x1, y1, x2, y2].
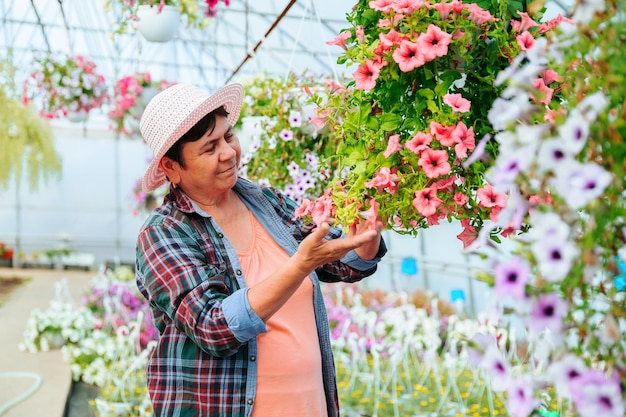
[292, 222, 379, 275]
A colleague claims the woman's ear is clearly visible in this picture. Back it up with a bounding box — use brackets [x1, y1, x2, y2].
[159, 157, 180, 186]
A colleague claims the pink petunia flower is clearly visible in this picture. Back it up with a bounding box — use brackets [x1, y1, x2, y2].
[405, 131, 432, 153]
[418, 148, 451, 178]
[392, 39, 425, 72]
[430, 121, 456, 146]
[379, 29, 404, 46]
[417, 24, 452, 62]
[325, 30, 352, 50]
[443, 93, 471, 113]
[477, 184, 507, 208]
[412, 187, 443, 217]
[294, 198, 313, 218]
[454, 192, 468, 206]
[516, 31, 535, 51]
[511, 11, 539, 33]
[353, 59, 381, 90]
[383, 134, 403, 158]
[310, 195, 334, 225]
[452, 122, 476, 158]
[456, 218, 478, 248]
[364, 167, 400, 194]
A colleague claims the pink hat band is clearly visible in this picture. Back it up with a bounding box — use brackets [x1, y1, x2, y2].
[140, 83, 244, 193]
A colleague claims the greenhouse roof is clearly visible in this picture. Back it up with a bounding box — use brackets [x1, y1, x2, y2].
[1, 0, 355, 93]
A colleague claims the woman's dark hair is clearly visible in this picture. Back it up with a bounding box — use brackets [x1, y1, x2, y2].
[164, 106, 230, 168]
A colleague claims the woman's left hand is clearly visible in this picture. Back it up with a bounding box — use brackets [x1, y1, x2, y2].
[348, 218, 383, 261]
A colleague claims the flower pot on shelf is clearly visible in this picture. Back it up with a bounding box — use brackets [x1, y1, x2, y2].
[136, 5, 180, 42]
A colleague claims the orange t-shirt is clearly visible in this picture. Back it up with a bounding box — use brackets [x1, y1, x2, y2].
[237, 211, 328, 417]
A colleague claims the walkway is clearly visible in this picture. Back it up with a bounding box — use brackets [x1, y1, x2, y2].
[0, 267, 94, 417]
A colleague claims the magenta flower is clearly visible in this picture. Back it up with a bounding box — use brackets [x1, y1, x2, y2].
[570, 370, 625, 417]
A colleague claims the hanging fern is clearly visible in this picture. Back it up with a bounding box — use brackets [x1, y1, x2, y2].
[0, 55, 62, 192]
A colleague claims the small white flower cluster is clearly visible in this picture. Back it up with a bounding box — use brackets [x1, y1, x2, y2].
[19, 280, 99, 353]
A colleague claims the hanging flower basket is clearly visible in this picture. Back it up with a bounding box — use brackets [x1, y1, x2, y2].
[108, 72, 174, 138]
[105, 0, 231, 36]
[136, 4, 181, 42]
[23, 53, 108, 120]
[302, 0, 561, 247]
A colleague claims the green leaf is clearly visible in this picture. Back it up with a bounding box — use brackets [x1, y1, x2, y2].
[379, 113, 403, 131]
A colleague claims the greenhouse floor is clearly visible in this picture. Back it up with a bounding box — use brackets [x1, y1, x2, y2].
[0, 267, 94, 417]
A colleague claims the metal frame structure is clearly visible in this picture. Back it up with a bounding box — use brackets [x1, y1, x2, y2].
[1, 0, 353, 93]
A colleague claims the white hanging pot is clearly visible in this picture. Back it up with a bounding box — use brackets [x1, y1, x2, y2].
[66, 110, 88, 123]
[139, 86, 159, 105]
[136, 4, 180, 42]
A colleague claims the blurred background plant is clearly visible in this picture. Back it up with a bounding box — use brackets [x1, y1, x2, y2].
[0, 52, 61, 192]
[108, 72, 174, 138]
[236, 71, 343, 203]
[22, 53, 108, 120]
[462, 0, 626, 415]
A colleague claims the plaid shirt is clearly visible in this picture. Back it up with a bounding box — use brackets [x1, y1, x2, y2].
[136, 178, 386, 417]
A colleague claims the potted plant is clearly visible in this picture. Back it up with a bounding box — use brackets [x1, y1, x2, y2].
[108, 72, 174, 137]
[236, 71, 342, 204]
[301, 0, 559, 247]
[22, 53, 108, 121]
[104, 0, 231, 41]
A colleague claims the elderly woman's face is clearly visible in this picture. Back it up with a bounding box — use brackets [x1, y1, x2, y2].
[175, 115, 241, 197]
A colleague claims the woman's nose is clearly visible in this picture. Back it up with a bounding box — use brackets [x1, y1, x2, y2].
[220, 140, 237, 159]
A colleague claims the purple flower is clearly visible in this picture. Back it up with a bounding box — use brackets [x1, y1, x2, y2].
[489, 153, 528, 190]
[529, 293, 568, 334]
[558, 109, 589, 154]
[494, 256, 530, 299]
[480, 345, 510, 391]
[288, 110, 302, 128]
[570, 369, 624, 417]
[506, 375, 540, 417]
[279, 129, 294, 141]
[287, 161, 300, 176]
[547, 354, 587, 399]
[537, 138, 572, 174]
[532, 239, 578, 282]
[552, 161, 613, 210]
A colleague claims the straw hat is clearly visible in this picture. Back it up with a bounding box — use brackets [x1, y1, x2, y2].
[139, 82, 244, 193]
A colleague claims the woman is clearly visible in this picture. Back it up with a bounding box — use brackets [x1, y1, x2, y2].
[136, 82, 386, 417]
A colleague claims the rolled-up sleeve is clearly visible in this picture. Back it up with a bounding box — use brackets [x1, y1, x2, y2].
[221, 288, 267, 342]
[340, 237, 388, 271]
